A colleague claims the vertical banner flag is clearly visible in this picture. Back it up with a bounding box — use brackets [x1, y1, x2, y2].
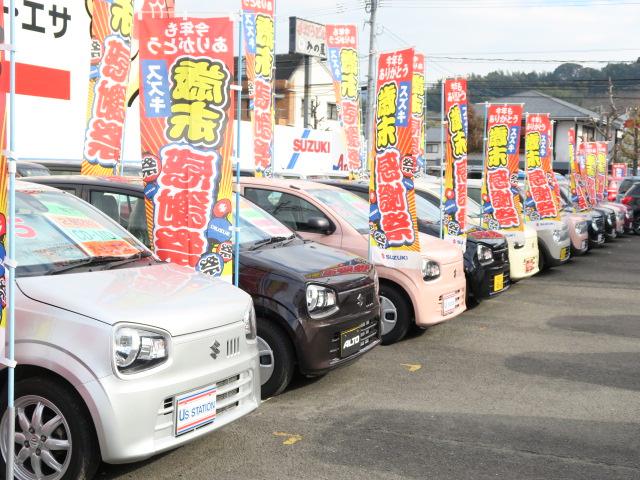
[410, 53, 426, 174]
[242, 0, 275, 177]
[82, 0, 134, 176]
[568, 128, 589, 212]
[138, 16, 236, 281]
[584, 142, 598, 206]
[326, 24, 363, 175]
[595, 141, 608, 202]
[442, 78, 468, 247]
[523, 113, 561, 224]
[0, 0, 7, 357]
[142, 0, 175, 17]
[480, 104, 524, 234]
[369, 48, 421, 269]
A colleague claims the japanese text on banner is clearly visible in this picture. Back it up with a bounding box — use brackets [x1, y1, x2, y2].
[243, 0, 275, 177]
[325, 24, 363, 175]
[523, 113, 561, 224]
[480, 104, 524, 234]
[584, 142, 598, 207]
[138, 16, 235, 281]
[368, 48, 421, 270]
[595, 141, 608, 202]
[410, 53, 426, 175]
[568, 129, 589, 212]
[81, 0, 134, 176]
[442, 78, 468, 248]
[0, 0, 7, 358]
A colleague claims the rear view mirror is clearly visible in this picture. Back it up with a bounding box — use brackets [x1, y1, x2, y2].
[307, 216, 334, 234]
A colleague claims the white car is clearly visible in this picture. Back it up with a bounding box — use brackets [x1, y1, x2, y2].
[0, 182, 260, 479]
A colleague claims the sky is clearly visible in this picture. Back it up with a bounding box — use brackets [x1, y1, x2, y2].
[178, 0, 640, 84]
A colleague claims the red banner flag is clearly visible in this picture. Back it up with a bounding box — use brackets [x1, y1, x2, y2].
[325, 24, 363, 175]
[82, 0, 134, 176]
[523, 113, 561, 224]
[442, 78, 468, 248]
[242, 0, 275, 177]
[480, 104, 524, 233]
[595, 141, 608, 202]
[568, 128, 589, 212]
[584, 142, 598, 206]
[138, 16, 235, 280]
[368, 48, 421, 269]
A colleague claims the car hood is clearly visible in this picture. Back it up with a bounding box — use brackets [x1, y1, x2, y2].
[242, 241, 373, 289]
[17, 263, 252, 336]
[419, 233, 463, 265]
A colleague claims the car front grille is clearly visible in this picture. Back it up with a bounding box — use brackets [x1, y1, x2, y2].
[329, 316, 380, 363]
[437, 289, 464, 316]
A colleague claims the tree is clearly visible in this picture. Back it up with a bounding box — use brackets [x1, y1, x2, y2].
[620, 107, 640, 174]
[587, 78, 625, 162]
[466, 104, 485, 153]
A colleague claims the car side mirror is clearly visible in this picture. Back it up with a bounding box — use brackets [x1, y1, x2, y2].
[307, 216, 334, 234]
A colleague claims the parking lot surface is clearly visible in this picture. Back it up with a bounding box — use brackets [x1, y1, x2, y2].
[102, 236, 640, 480]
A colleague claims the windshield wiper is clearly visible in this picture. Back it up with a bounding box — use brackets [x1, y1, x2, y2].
[46, 251, 151, 275]
[249, 235, 295, 251]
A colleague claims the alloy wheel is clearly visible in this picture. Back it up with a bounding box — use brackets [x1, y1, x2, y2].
[257, 336, 275, 386]
[379, 295, 398, 336]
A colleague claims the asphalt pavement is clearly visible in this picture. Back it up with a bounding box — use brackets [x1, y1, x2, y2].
[101, 235, 640, 480]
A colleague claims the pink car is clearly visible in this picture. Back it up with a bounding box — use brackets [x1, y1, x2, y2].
[240, 178, 467, 345]
[562, 212, 589, 255]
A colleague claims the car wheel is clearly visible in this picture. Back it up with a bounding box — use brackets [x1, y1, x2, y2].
[633, 219, 640, 235]
[538, 250, 547, 271]
[257, 320, 295, 398]
[0, 376, 99, 480]
[379, 284, 412, 345]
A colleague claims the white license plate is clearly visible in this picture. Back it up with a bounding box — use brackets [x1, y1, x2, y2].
[442, 293, 457, 316]
[175, 384, 217, 437]
[581, 240, 588, 250]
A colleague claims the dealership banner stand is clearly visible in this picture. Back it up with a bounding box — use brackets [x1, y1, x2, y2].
[438, 79, 445, 239]
[234, 11, 243, 288]
[4, 0, 17, 477]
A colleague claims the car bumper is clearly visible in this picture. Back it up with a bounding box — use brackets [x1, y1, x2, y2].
[507, 237, 539, 281]
[84, 322, 260, 464]
[541, 237, 571, 267]
[588, 229, 606, 248]
[569, 232, 589, 255]
[296, 285, 381, 375]
[468, 261, 511, 299]
[414, 259, 467, 327]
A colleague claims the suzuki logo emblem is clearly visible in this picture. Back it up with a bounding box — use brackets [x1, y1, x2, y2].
[356, 293, 365, 307]
[210, 340, 221, 360]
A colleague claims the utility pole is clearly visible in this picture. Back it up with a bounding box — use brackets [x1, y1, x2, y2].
[364, 0, 378, 161]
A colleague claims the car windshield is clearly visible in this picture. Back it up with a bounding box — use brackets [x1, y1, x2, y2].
[238, 197, 295, 248]
[414, 193, 440, 221]
[15, 189, 147, 277]
[307, 188, 370, 234]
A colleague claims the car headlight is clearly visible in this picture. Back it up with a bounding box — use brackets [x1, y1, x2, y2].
[306, 284, 338, 318]
[575, 222, 588, 235]
[552, 229, 561, 243]
[477, 244, 493, 265]
[243, 304, 257, 340]
[421, 258, 440, 281]
[114, 326, 169, 374]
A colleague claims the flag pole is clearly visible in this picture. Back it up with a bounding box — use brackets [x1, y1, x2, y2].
[438, 78, 445, 239]
[5, 0, 17, 476]
[233, 11, 243, 288]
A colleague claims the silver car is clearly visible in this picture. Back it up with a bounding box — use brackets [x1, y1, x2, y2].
[0, 182, 260, 479]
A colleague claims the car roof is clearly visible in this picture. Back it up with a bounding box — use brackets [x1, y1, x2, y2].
[239, 176, 343, 191]
[17, 180, 63, 193]
[26, 174, 144, 190]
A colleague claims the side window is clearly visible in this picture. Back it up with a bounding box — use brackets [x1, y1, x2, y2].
[89, 191, 149, 246]
[244, 188, 329, 232]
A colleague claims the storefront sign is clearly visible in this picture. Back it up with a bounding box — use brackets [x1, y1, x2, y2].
[289, 17, 326, 58]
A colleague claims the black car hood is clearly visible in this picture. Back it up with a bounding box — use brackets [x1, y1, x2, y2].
[241, 240, 373, 290]
[417, 220, 507, 250]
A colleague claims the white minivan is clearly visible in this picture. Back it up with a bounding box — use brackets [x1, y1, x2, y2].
[0, 182, 260, 479]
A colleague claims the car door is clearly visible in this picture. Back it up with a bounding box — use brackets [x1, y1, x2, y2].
[242, 186, 344, 249]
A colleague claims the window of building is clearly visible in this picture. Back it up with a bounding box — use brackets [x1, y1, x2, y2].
[425, 144, 439, 154]
[327, 103, 338, 121]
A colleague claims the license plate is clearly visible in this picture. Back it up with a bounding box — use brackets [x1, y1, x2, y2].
[525, 257, 536, 273]
[560, 247, 570, 261]
[340, 326, 362, 358]
[493, 273, 504, 292]
[442, 293, 457, 316]
[175, 384, 217, 437]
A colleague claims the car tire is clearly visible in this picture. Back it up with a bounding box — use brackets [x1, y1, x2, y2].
[0, 376, 100, 480]
[257, 320, 295, 398]
[379, 284, 412, 345]
[633, 218, 640, 235]
[538, 250, 547, 271]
